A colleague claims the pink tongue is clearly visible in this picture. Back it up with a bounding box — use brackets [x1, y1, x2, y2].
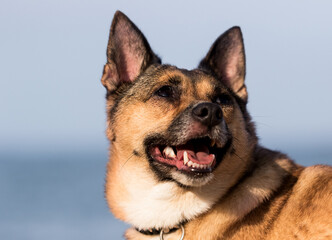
[176, 142, 214, 165]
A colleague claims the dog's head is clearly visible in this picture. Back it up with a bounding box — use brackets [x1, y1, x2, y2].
[102, 11, 257, 228]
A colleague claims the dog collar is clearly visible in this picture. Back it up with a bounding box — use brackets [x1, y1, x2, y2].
[137, 224, 185, 240]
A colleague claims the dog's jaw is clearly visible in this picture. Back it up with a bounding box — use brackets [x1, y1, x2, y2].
[170, 169, 214, 187]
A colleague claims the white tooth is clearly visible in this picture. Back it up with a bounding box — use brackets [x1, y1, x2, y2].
[183, 151, 189, 164]
[163, 146, 176, 158]
[193, 163, 199, 168]
[188, 160, 193, 167]
[208, 155, 215, 167]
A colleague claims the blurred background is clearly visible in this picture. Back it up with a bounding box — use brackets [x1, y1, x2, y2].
[1, 0, 331, 239]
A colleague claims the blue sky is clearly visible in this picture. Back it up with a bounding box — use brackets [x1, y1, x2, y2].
[1, 0, 332, 160]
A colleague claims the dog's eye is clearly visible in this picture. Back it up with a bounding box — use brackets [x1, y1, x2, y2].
[215, 94, 233, 105]
[155, 85, 174, 98]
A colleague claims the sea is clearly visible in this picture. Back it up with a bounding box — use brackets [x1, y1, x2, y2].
[0, 148, 331, 240]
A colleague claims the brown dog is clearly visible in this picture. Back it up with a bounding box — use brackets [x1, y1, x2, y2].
[101, 11, 332, 240]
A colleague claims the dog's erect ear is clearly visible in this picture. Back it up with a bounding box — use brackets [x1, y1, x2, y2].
[101, 11, 161, 92]
[199, 27, 247, 102]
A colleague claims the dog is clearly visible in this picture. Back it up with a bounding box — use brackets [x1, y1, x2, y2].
[101, 11, 332, 240]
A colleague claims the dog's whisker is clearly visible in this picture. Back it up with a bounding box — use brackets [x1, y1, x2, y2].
[232, 136, 241, 145]
[120, 153, 135, 171]
[232, 150, 246, 163]
[254, 121, 273, 128]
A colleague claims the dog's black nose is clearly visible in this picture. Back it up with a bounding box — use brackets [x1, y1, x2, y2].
[192, 103, 223, 127]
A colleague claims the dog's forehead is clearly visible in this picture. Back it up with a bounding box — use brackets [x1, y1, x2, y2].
[145, 65, 227, 96]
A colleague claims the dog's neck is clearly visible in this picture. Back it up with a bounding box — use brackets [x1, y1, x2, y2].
[114, 172, 224, 230]
[106, 146, 296, 234]
[106, 147, 250, 230]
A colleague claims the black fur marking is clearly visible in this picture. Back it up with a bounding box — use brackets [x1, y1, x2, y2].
[231, 93, 257, 139]
[133, 150, 140, 156]
[223, 170, 300, 239]
[109, 99, 120, 123]
[107, 83, 132, 124]
[166, 104, 195, 143]
[136, 220, 188, 235]
[232, 93, 247, 115]
[230, 146, 236, 154]
[168, 76, 182, 85]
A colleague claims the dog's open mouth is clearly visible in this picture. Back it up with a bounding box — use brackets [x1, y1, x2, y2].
[149, 137, 226, 173]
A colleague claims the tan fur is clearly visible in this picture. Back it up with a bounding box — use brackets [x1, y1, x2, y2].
[102, 11, 332, 240]
[120, 159, 332, 240]
[105, 68, 332, 239]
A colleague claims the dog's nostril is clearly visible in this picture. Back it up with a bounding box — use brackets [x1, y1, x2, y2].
[193, 105, 209, 118]
[199, 107, 209, 118]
